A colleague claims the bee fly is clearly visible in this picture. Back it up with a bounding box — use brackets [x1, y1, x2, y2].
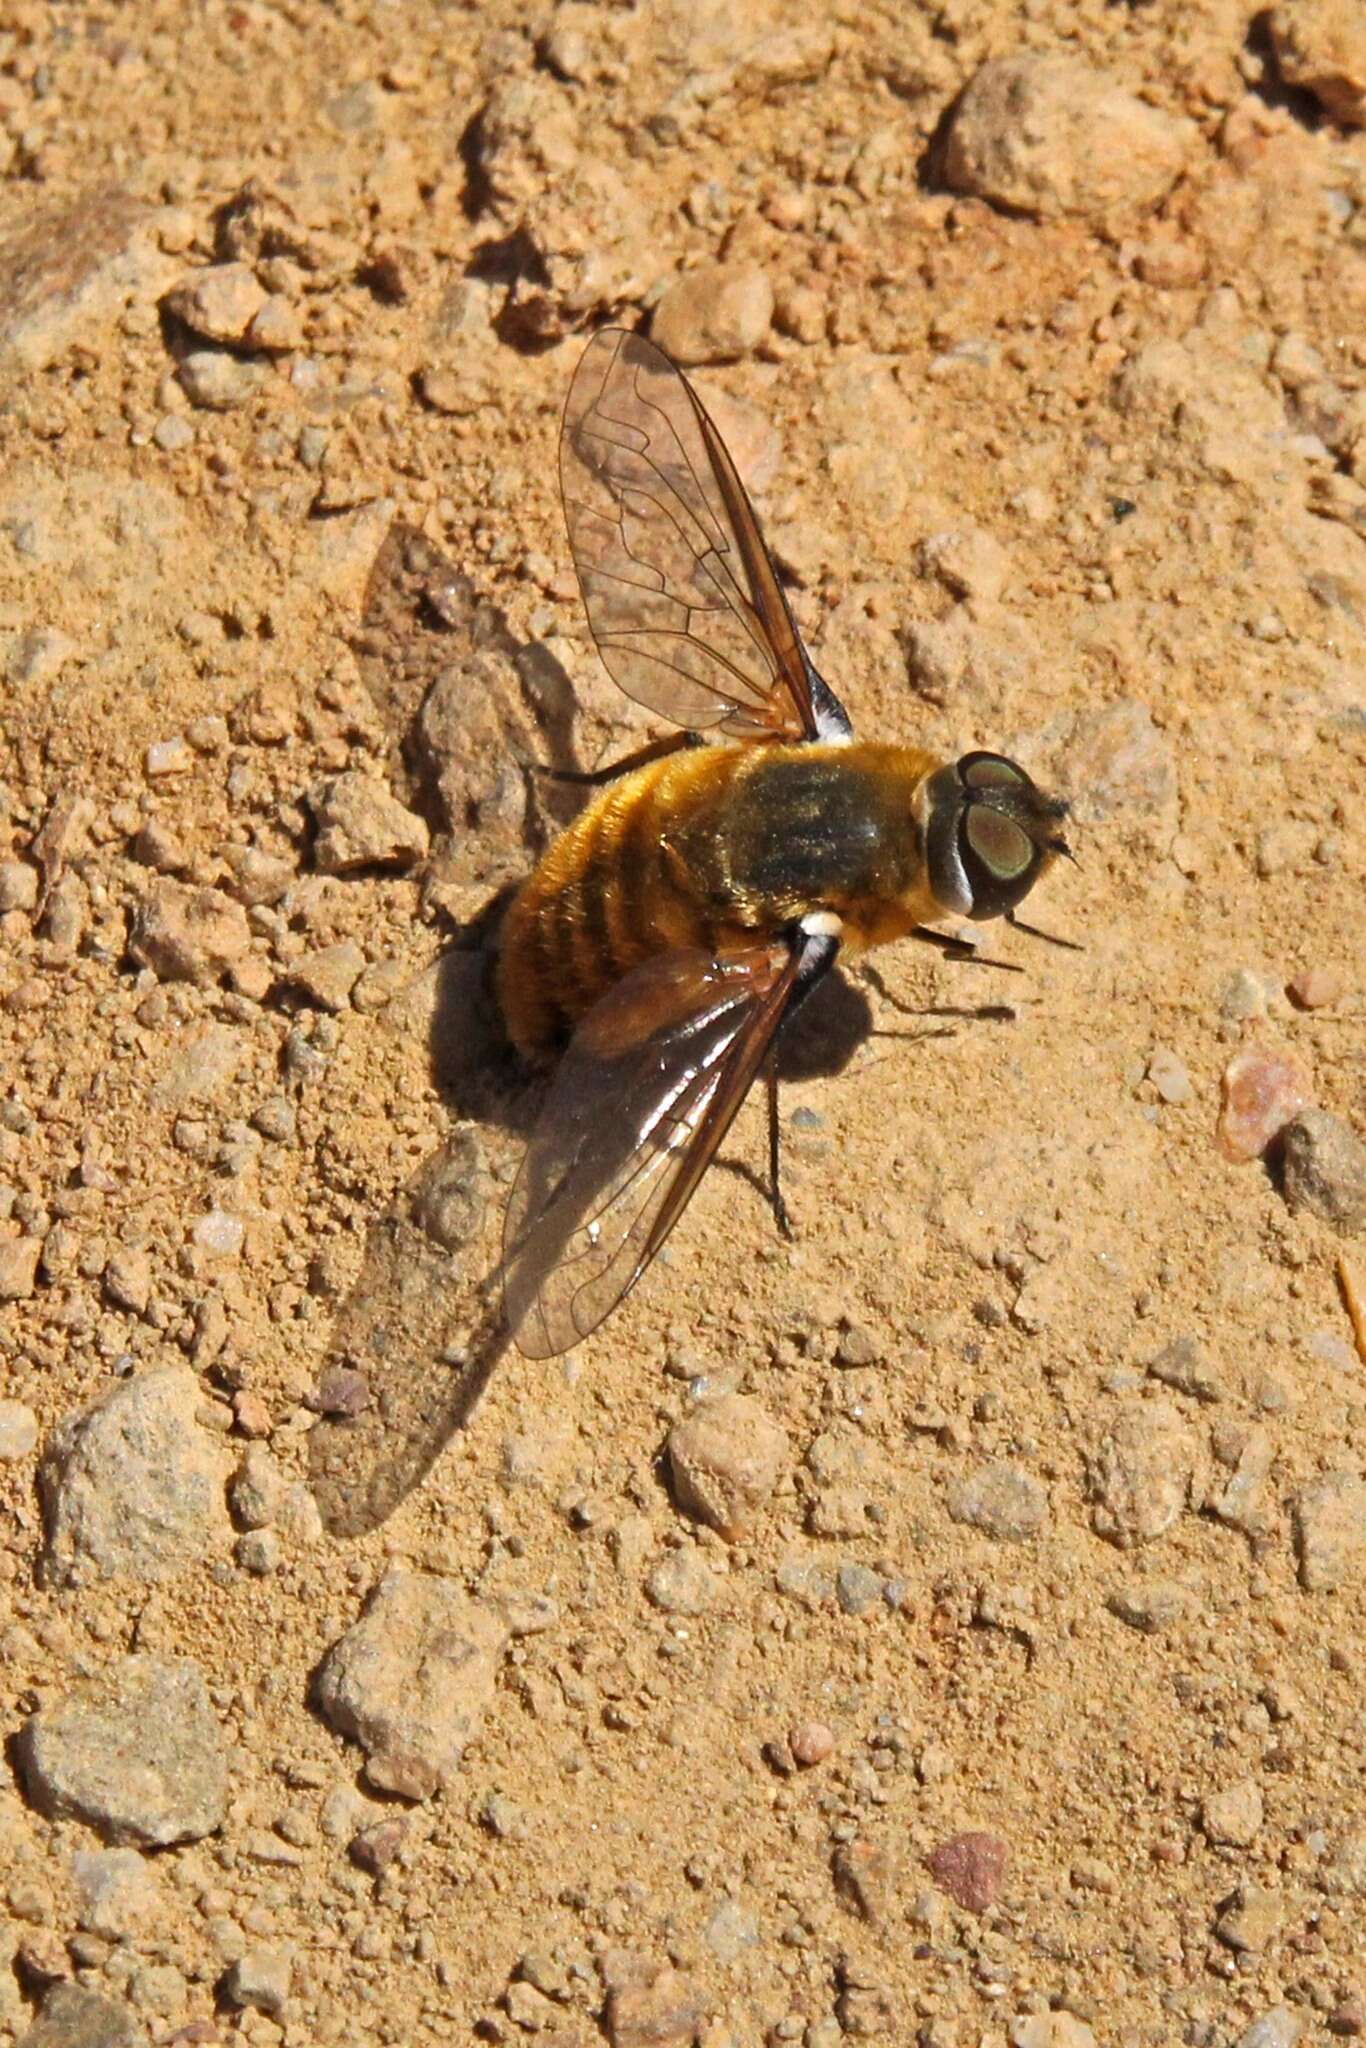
[496, 329, 1072, 1358]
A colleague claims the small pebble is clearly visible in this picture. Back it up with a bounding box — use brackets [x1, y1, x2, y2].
[651, 263, 774, 365]
[1268, 0, 1366, 126]
[145, 736, 194, 778]
[1217, 1043, 1313, 1163]
[1236, 2012, 1304, 2048]
[1147, 1046, 1192, 1105]
[165, 262, 268, 343]
[1293, 1473, 1366, 1591]
[789, 1721, 835, 1767]
[835, 1562, 884, 1616]
[222, 1947, 292, 2017]
[646, 1549, 718, 1616]
[19, 1653, 228, 1844]
[1279, 1108, 1366, 1233]
[0, 1398, 38, 1458]
[308, 772, 429, 873]
[281, 940, 366, 1012]
[315, 1571, 507, 1798]
[178, 350, 265, 411]
[942, 53, 1188, 226]
[1202, 1778, 1264, 1847]
[0, 860, 38, 912]
[194, 1210, 245, 1258]
[1288, 965, 1345, 1010]
[350, 1817, 408, 1874]
[1216, 1883, 1283, 1952]
[946, 1460, 1047, 1543]
[0, 1236, 41, 1300]
[925, 1831, 1009, 1912]
[667, 1392, 787, 1541]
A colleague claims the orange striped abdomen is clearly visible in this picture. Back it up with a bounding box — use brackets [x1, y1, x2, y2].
[496, 749, 738, 1060]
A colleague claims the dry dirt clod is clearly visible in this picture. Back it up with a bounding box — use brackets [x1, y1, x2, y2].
[1088, 1400, 1203, 1549]
[18, 1653, 228, 1845]
[308, 772, 430, 873]
[1268, 0, 1366, 126]
[0, 1235, 42, 1301]
[0, 1398, 38, 1458]
[945, 1460, 1047, 1542]
[127, 881, 252, 987]
[163, 263, 268, 344]
[280, 939, 367, 1012]
[176, 349, 264, 411]
[832, 1838, 894, 1925]
[1010, 2017, 1098, 2048]
[221, 1949, 291, 2018]
[1292, 1474, 1366, 1591]
[601, 1951, 707, 2048]
[650, 263, 774, 364]
[314, 1570, 507, 1798]
[942, 54, 1189, 226]
[1216, 1882, 1284, 1953]
[667, 1391, 787, 1540]
[1202, 1779, 1264, 1848]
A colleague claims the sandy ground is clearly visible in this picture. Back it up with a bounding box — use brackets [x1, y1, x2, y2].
[1, 2, 1365, 2045]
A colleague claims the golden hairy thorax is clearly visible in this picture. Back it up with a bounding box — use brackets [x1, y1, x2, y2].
[497, 739, 947, 1059]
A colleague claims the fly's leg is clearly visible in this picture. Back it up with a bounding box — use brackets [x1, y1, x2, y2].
[765, 1053, 792, 1240]
[531, 731, 699, 789]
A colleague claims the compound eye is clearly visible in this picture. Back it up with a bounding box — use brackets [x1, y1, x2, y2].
[960, 751, 1030, 792]
[964, 805, 1034, 883]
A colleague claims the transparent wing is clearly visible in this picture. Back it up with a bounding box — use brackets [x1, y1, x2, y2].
[502, 940, 809, 1358]
[561, 328, 849, 744]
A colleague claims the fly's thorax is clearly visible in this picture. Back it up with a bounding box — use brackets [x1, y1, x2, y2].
[694, 742, 933, 921]
[921, 750, 1072, 921]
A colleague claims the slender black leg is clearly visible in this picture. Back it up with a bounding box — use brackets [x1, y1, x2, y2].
[766, 1054, 792, 1239]
[532, 731, 698, 789]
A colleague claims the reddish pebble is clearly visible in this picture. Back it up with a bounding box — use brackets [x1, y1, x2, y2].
[789, 1720, 835, 1767]
[925, 1830, 1010, 1912]
[350, 1817, 408, 1874]
[232, 1391, 273, 1439]
[309, 1365, 371, 1417]
[1329, 2000, 1365, 2038]
[1216, 1042, 1312, 1162]
[1288, 967, 1345, 1011]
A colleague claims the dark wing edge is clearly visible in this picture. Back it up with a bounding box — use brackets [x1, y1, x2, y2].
[560, 328, 851, 747]
[501, 930, 837, 1358]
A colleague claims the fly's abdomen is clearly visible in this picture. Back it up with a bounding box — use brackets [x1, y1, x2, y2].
[496, 752, 721, 1059]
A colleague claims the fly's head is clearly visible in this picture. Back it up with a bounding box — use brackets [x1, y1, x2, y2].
[924, 752, 1073, 922]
